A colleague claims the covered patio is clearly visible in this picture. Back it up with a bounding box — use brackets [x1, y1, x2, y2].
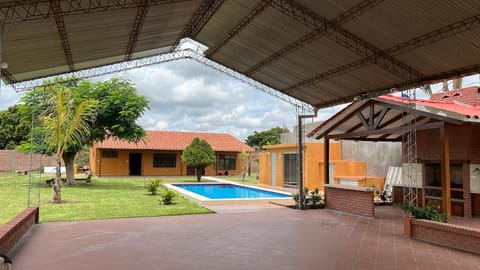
[11, 206, 480, 270]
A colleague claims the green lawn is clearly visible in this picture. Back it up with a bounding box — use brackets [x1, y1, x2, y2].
[0, 173, 212, 225]
[214, 175, 259, 185]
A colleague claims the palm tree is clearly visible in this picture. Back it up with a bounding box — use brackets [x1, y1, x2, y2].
[42, 85, 97, 203]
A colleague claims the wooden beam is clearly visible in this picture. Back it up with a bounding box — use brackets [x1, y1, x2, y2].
[324, 138, 330, 185]
[440, 125, 451, 220]
[356, 111, 370, 130]
[373, 107, 390, 129]
[326, 121, 444, 140]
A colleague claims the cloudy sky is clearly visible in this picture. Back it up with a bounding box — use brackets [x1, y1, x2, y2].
[0, 50, 478, 141]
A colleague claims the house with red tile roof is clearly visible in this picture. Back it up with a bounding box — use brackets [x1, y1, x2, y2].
[89, 130, 252, 177]
[307, 86, 480, 219]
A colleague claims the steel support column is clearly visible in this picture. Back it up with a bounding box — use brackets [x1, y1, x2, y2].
[270, 0, 423, 83]
[170, 0, 224, 52]
[245, 0, 384, 76]
[125, 0, 149, 60]
[52, 0, 74, 71]
[283, 13, 480, 94]
[204, 0, 271, 57]
[0, 0, 193, 24]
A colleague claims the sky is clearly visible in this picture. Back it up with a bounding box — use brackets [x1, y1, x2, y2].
[0, 46, 479, 141]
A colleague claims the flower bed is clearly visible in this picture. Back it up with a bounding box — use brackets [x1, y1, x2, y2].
[404, 216, 480, 255]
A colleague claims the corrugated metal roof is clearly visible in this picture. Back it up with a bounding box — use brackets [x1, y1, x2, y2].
[1, 0, 480, 109]
[94, 130, 252, 152]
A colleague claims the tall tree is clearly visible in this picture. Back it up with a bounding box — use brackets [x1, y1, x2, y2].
[42, 85, 97, 203]
[0, 105, 31, 149]
[181, 138, 216, 182]
[245, 127, 288, 149]
[19, 78, 149, 184]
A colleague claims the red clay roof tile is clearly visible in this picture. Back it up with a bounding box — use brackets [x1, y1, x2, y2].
[94, 131, 252, 152]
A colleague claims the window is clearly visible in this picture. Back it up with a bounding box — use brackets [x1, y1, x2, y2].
[153, 154, 176, 168]
[283, 153, 298, 187]
[102, 150, 118, 158]
[219, 154, 236, 170]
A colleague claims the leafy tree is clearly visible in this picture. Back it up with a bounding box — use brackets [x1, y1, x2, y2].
[245, 127, 288, 149]
[0, 105, 31, 149]
[181, 137, 216, 182]
[19, 77, 149, 184]
[42, 85, 97, 203]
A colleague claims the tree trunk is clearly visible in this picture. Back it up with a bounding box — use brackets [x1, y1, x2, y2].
[53, 155, 62, 204]
[196, 166, 202, 182]
[62, 151, 77, 185]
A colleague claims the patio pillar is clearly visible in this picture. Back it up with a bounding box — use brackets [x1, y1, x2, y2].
[440, 125, 451, 220]
[324, 137, 330, 185]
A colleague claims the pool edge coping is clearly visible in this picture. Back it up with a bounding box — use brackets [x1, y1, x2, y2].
[164, 177, 294, 207]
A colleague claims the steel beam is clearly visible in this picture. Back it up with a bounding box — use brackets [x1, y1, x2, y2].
[204, 0, 271, 57]
[1, 68, 16, 84]
[52, 0, 74, 70]
[124, 0, 149, 60]
[10, 48, 313, 112]
[245, 0, 384, 76]
[0, 0, 193, 24]
[170, 0, 224, 52]
[284, 13, 480, 94]
[270, 0, 423, 84]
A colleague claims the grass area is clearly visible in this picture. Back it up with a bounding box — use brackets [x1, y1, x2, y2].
[0, 173, 212, 225]
[214, 175, 259, 185]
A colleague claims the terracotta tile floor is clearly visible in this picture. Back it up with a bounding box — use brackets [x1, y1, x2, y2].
[11, 206, 480, 270]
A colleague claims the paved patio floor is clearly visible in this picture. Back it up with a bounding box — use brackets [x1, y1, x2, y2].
[11, 206, 480, 270]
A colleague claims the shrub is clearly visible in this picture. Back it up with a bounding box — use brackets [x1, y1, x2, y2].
[401, 201, 447, 223]
[309, 188, 324, 209]
[146, 178, 162, 195]
[293, 187, 324, 209]
[160, 188, 177, 205]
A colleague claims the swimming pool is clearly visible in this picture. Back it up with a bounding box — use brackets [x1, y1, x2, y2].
[171, 183, 291, 200]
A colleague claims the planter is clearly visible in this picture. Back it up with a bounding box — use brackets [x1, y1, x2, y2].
[404, 216, 480, 255]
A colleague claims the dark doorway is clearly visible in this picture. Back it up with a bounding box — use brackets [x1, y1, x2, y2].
[187, 166, 205, 176]
[129, 153, 142, 176]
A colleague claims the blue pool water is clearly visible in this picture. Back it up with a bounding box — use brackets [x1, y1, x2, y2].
[172, 183, 291, 199]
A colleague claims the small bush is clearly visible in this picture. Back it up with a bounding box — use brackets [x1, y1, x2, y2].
[293, 187, 324, 209]
[160, 189, 177, 205]
[401, 201, 447, 223]
[146, 178, 162, 195]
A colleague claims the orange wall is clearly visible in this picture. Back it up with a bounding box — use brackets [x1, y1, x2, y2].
[89, 148, 244, 177]
[259, 143, 343, 190]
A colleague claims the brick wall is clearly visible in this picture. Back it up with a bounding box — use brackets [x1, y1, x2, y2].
[325, 184, 375, 218]
[0, 150, 56, 172]
[0, 207, 39, 254]
[416, 125, 480, 163]
[404, 217, 480, 255]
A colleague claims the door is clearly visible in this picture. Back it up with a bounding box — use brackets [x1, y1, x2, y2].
[283, 153, 298, 187]
[129, 153, 142, 176]
[271, 154, 276, 186]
